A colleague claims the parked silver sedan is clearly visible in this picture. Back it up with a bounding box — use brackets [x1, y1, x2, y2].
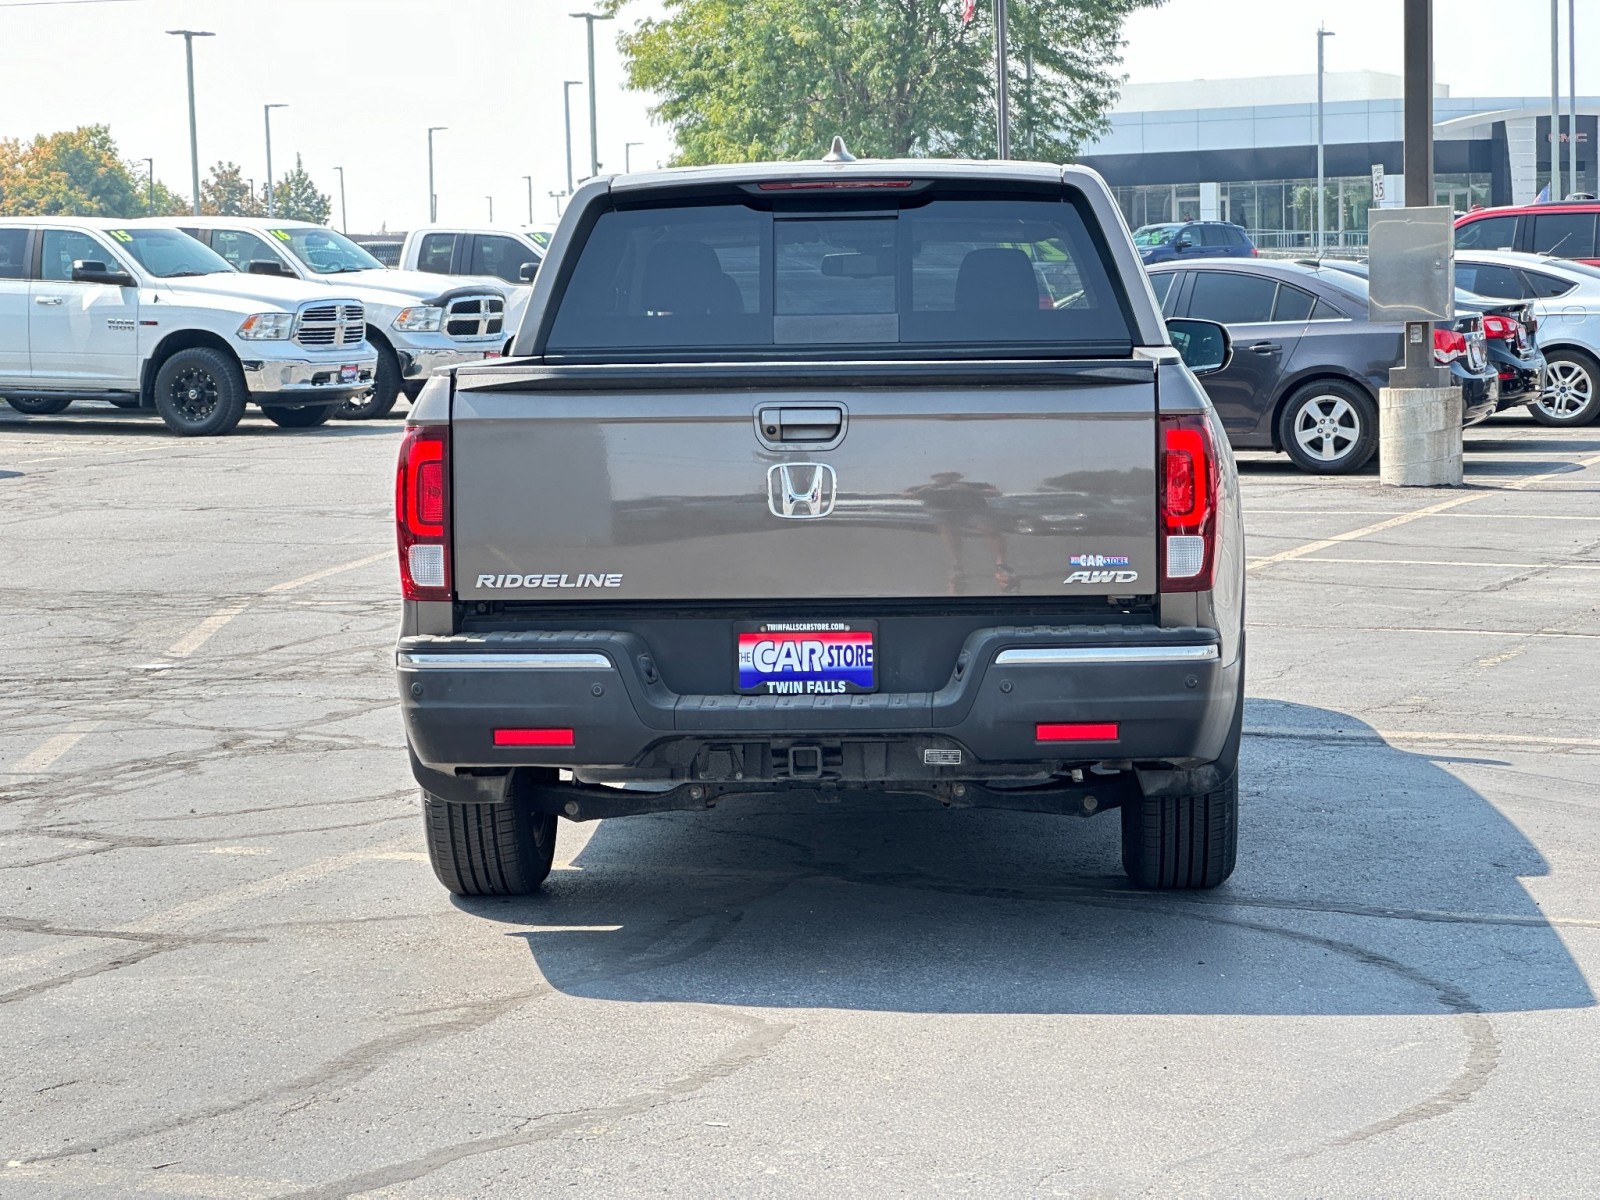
[1453, 251, 1600, 426]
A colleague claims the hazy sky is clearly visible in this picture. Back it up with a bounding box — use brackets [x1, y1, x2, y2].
[1, 0, 1590, 232]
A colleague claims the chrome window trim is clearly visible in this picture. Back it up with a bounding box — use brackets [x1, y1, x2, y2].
[993, 645, 1220, 666]
[397, 651, 613, 670]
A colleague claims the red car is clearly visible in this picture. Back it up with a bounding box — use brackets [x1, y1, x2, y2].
[1455, 202, 1600, 266]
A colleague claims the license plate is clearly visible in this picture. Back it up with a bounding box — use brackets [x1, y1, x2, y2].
[339, 365, 360, 383]
[483, 350, 502, 359]
[736, 621, 876, 696]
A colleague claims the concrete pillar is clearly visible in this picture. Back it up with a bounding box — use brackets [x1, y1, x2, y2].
[1379, 386, 1464, 486]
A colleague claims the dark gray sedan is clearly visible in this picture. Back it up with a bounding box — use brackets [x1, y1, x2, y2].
[1147, 259, 1498, 473]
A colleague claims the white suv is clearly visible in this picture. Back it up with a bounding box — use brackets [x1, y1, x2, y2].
[0, 218, 375, 436]
[137, 217, 522, 421]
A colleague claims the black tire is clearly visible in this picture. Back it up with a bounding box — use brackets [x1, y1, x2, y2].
[1531, 347, 1600, 426]
[336, 339, 400, 420]
[4, 396, 72, 415]
[1277, 380, 1378, 473]
[152, 347, 247, 437]
[422, 788, 557, 896]
[1121, 772, 1239, 890]
[106, 397, 142, 409]
[263, 404, 336, 429]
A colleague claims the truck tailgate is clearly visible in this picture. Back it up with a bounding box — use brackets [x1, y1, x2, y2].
[451, 360, 1157, 603]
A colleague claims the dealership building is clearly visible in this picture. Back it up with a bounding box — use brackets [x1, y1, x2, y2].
[1076, 72, 1600, 248]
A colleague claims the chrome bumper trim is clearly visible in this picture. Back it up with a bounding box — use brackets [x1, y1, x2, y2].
[993, 644, 1221, 666]
[396, 346, 498, 380]
[240, 355, 377, 395]
[397, 651, 614, 671]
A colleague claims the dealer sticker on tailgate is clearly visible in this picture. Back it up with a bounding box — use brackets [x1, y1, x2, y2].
[736, 622, 876, 695]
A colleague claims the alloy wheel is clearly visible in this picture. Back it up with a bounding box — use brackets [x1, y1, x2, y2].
[1540, 359, 1594, 421]
[1293, 394, 1361, 464]
[168, 366, 220, 422]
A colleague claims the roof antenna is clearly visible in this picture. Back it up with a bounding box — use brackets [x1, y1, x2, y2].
[822, 136, 855, 163]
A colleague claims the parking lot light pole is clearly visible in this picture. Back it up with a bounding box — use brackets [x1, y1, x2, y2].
[994, 0, 1011, 159]
[1552, 0, 1563, 201]
[334, 166, 347, 233]
[263, 104, 288, 218]
[549, 190, 564, 219]
[427, 126, 447, 223]
[486, 195, 494, 222]
[165, 30, 214, 216]
[1316, 26, 1334, 252]
[570, 12, 614, 179]
[522, 175, 534, 223]
[144, 158, 155, 215]
[625, 142, 644, 172]
[1376, 0, 1462, 489]
[1569, 0, 1578, 196]
[562, 81, 582, 194]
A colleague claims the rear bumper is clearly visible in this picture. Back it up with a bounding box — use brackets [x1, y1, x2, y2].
[1493, 359, 1544, 410]
[397, 624, 1242, 803]
[1455, 368, 1499, 426]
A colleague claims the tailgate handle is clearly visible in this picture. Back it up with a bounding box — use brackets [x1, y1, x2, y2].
[759, 405, 844, 443]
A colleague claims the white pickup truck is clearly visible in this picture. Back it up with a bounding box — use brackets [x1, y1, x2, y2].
[0, 218, 375, 435]
[398, 225, 546, 288]
[137, 217, 524, 421]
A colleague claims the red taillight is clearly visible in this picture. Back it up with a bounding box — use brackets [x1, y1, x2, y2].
[1482, 314, 1518, 341]
[1037, 722, 1119, 743]
[1160, 414, 1219, 593]
[1433, 329, 1468, 364]
[493, 728, 575, 747]
[396, 424, 451, 602]
[1164, 431, 1200, 522]
[1250, 246, 1259, 256]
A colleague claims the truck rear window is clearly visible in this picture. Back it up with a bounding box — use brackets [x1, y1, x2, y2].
[546, 193, 1133, 355]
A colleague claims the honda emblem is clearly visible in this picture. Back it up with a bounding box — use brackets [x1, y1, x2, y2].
[767, 463, 837, 519]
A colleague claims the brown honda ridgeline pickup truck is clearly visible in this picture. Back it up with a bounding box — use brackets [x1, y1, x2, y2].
[394, 151, 1245, 896]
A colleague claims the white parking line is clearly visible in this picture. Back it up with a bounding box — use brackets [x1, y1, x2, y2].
[1245, 509, 1600, 522]
[164, 602, 251, 658]
[0, 839, 417, 977]
[1248, 451, 1600, 574]
[12, 722, 102, 772]
[1247, 556, 1600, 572]
[157, 551, 389, 661]
[1251, 621, 1600, 640]
[263, 550, 391, 595]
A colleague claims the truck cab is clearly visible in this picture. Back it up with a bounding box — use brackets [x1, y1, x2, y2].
[400, 224, 546, 287]
[0, 217, 375, 435]
[134, 217, 524, 421]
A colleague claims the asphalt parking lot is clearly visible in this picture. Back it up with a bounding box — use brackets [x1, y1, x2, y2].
[3, 403, 1599, 1198]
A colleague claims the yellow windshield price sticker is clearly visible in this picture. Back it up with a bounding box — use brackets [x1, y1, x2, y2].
[271, 229, 292, 241]
[110, 230, 134, 242]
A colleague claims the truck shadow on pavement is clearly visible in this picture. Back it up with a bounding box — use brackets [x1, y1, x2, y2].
[462, 700, 1594, 1017]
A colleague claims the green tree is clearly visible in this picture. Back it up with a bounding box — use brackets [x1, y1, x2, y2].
[200, 161, 264, 216]
[270, 155, 331, 224]
[614, 0, 1161, 165]
[0, 125, 188, 216]
[0, 125, 170, 216]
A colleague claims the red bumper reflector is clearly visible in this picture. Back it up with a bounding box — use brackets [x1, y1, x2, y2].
[1036, 722, 1119, 742]
[493, 728, 575, 747]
